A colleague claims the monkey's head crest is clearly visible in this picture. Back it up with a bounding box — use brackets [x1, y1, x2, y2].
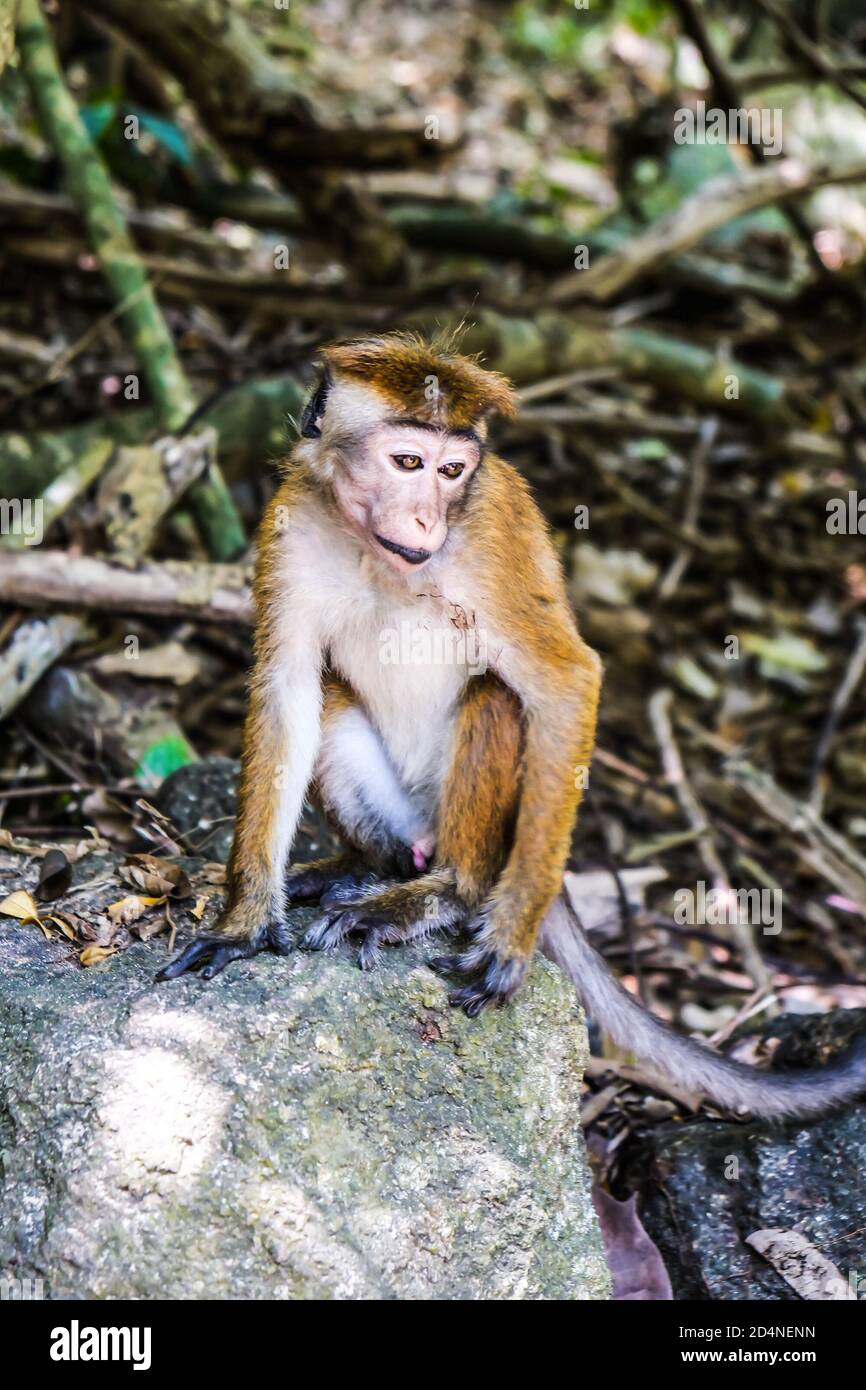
[299, 331, 518, 440]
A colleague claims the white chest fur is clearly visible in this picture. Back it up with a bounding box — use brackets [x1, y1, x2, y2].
[328, 579, 475, 792]
[287, 519, 483, 794]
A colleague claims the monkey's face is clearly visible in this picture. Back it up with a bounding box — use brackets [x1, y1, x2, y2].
[333, 421, 481, 572]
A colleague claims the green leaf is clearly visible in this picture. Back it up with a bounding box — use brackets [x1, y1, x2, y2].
[742, 631, 829, 675]
[137, 111, 193, 167]
[134, 734, 198, 787]
[627, 437, 668, 460]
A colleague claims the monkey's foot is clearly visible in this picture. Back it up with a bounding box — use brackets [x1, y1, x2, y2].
[300, 874, 463, 972]
[285, 854, 378, 904]
[156, 920, 290, 982]
[429, 933, 528, 1017]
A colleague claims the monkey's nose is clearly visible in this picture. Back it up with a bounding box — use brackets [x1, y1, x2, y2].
[414, 515, 431, 533]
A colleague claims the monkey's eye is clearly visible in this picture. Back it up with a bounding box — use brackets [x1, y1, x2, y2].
[392, 453, 423, 471]
[439, 461, 465, 480]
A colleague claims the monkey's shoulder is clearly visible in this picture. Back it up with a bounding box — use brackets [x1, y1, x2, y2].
[469, 453, 568, 604]
[472, 452, 538, 515]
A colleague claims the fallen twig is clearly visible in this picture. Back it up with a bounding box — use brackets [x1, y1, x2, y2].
[550, 158, 866, 304]
[0, 547, 254, 625]
[648, 688, 774, 996]
[0, 550, 253, 624]
[808, 619, 866, 815]
[0, 615, 87, 721]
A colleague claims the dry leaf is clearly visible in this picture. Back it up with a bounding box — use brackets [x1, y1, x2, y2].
[191, 896, 207, 920]
[35, 848, 72, 902]
[0, 889, 41, 924]
[746, 1229, 855, 1300]
[45, 915, 77, 941]
[93, 640, 200, 685]
[108, 894, 165, 926]
[134, 913, 169, 943]
[79, 944, 117, 968]
[592, 1189, 673, 1301]
[0, 831, 110, 861]
[67, 836, 110, 862]
[82, 789, 135, 845]
[65, 911, 101, 942]
[120, 854, 191, 898]
[0, 829, 45, 855]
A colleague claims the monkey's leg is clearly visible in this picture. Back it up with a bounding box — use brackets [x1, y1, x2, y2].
[295, 683, 437, 961]
[300, 866, 463, 969]
[424, 676, 527, 1014]
[158, 494, 326, 982]
[285, 851, 382, 904]
[436, 642, 602, 1015]
[303, 677, 522, 974]
[308, 681, 434, 874]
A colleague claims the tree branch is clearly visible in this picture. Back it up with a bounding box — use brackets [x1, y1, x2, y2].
[0, 550, 253, 624]
[16, 0, 245, 560]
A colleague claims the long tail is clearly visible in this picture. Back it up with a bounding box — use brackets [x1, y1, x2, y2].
[540, 891, 866, 1120]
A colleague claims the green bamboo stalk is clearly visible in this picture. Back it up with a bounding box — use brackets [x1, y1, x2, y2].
[0, 0, 18, 72]
[15, 0, 245, 559]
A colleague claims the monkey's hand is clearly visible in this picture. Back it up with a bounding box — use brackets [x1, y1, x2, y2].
[156, 914, 290, 982]
[430, 910, 528, 1017]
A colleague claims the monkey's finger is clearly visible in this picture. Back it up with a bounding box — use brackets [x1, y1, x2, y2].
[300, 910, 355, 952]
[428, 953, 476, 976]
[157, 938, 222, 980]
[267, 920, 293, 955]
[200, 942, 253, 979]
[447, 985, 498, 1018]
[357, 927, 383, 972]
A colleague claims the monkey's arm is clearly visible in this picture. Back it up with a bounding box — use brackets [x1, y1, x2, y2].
[435, 459, 602, 1012]
[446, 623, 601, 1012]
[159, 497, 323, 979]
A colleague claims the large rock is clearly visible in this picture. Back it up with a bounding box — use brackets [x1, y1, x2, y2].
[628, 1010, 866, 1300]
[0, 907, 610, 1301]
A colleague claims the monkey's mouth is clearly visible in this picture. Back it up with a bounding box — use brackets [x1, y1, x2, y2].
[374, 534, 432, 566]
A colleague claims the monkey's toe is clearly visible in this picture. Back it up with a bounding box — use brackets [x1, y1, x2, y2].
[432, 946, 527, 1017]
[447, 983, 500, 1017]
[157, 935, 255, 981]
[300, 905, 370, 952]
[428, 952, 475, 976]
[357, 926, 384, 971]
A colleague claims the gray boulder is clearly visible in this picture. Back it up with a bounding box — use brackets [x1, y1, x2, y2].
[629, 1010, 866, 1300]
[0, 907, 610, 1301]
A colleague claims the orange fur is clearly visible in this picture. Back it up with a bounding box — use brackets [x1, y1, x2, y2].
[461, 453, 603, 964]
[320, 332, 518, 430]
[162, 333, 602, 1003]
[221, 469, 317, 943]
[435, 675, 524, 905]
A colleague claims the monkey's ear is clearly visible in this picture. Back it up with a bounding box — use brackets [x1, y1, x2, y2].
[299, 371, 331, 438]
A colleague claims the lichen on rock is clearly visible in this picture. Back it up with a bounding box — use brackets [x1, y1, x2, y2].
[0, 910, 610, 1300]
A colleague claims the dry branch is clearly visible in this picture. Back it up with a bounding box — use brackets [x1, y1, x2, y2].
[68, 0, 411, 283]
[453, 310, 791, 420]
[0, 614, 86, 721]
[0, 549, 253, 624]
[649, 688, 773, 996]
[550, 157, 866, 305]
